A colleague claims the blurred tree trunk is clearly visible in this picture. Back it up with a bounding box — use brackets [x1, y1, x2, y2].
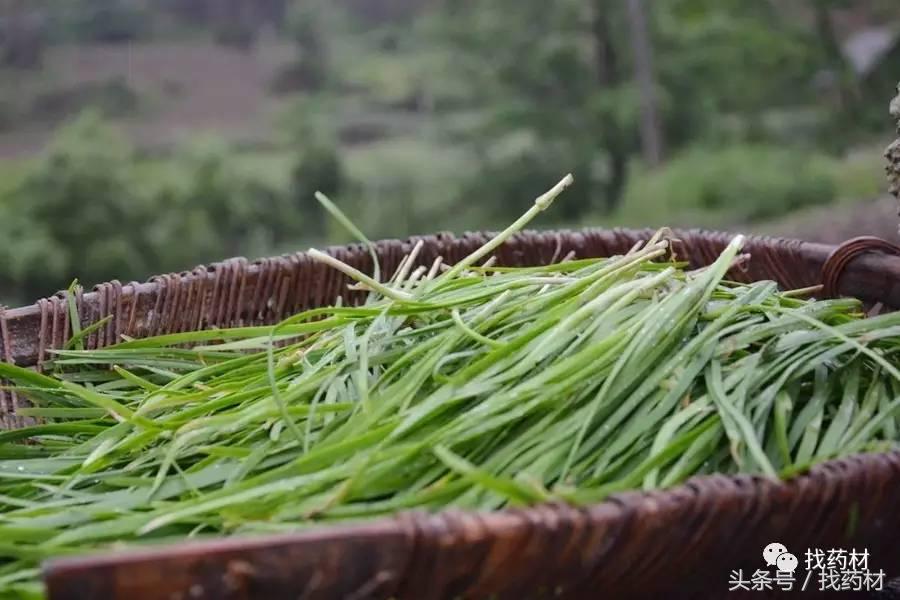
[0, 0, 43, 69]
[813, 0, 860, 115]
[212, 0, 250, 27]
[261, 0, 288, 28]
[168, 0, 212, 24]
[166, 0, 284, 29]
[210, 0, 258, 49]
[592, 0, 628, 212]
[625, 0, 663, 167]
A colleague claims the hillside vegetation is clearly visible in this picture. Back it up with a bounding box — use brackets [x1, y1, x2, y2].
[0, 0, 897, 304]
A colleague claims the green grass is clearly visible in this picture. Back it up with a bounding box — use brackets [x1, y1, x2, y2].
[831, 143, 891, 203]
[0, 160, 27, 197]
[607, 142, 891, 231]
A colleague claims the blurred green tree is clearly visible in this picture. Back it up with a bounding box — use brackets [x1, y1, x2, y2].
[0, 111, 154, 302]
[432, 0, 826, 220]
[276, 0, 337, 93]
[281, 98, 347, 239]
[433, 0, 635, 219]
[151, 138, 297, 263]
[0, 113, 305, 304]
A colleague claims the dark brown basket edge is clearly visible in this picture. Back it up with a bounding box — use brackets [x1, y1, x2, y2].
[41, 450, 900, 599]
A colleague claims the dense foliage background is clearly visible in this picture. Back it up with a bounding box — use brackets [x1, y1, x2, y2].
[0, 0, 898, 304]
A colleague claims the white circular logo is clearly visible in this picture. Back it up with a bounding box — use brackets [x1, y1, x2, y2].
[763, 542, 788, 567]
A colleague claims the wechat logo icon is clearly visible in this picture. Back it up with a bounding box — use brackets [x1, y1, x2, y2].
[763, 542, 798, 574]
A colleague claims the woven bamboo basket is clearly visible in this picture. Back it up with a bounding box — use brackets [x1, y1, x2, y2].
[3, 228, 900, 599]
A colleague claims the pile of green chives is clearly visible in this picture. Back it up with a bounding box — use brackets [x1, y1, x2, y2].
[1, 175, 900, 599]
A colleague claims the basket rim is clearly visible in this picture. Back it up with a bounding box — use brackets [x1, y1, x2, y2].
[0, 226, 863, 325]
